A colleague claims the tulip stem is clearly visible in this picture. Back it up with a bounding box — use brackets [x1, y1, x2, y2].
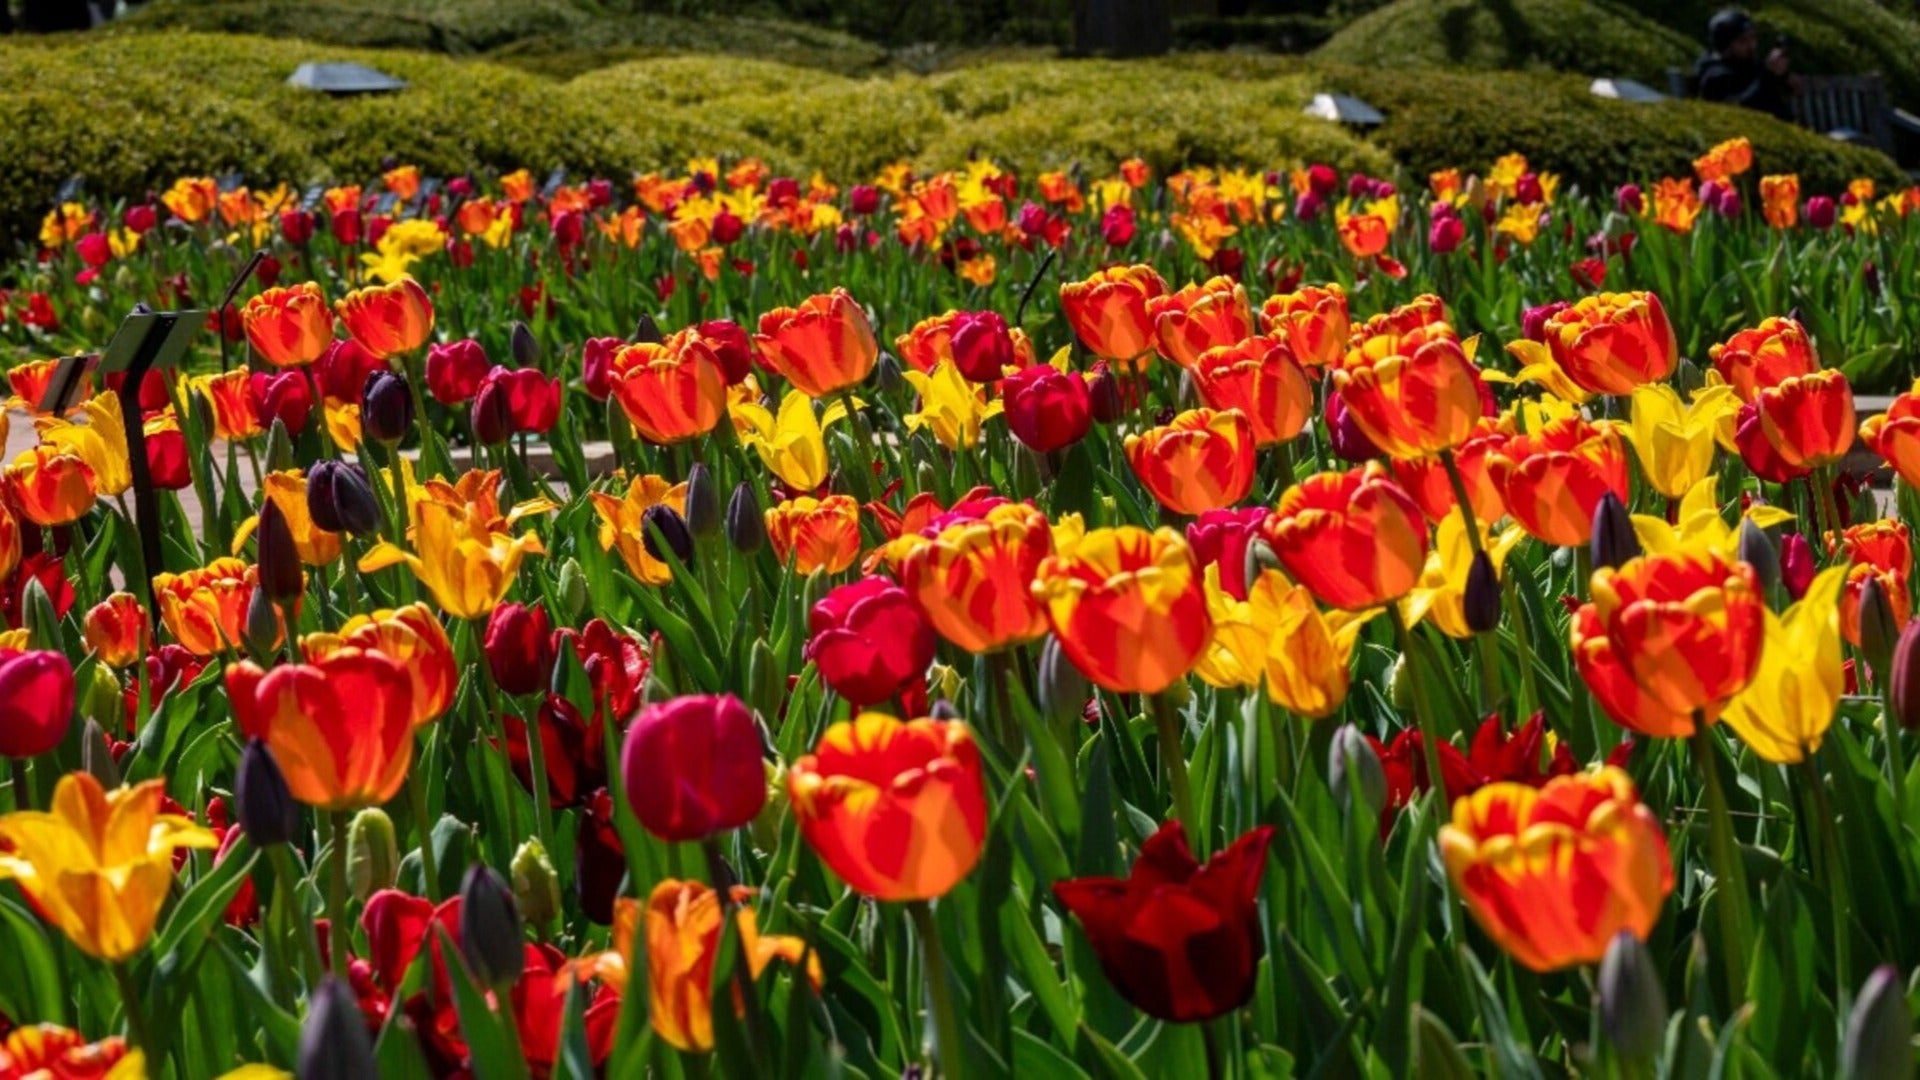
[112, 962, 155, 1058]
[270, 843, 325, 989]
[1799, 755, 1853, 999]
[10, 757, 30, 811]
[1881, 679, 1908, 821]
[1441, 449, 1501, 721]
[1687, 719, 1751, 999]
[906, 900, 965, 1080]
[1438, 450, 1486, 556]
[836, 389, 877, 502]
[407, 762, 443, 902]
[1149, 692, 1198, 836]
[476, 635, 549, 858]
[326, 809, 351, 980]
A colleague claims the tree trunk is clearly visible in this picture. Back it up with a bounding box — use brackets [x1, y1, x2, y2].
[1074, 0, 1172, 57]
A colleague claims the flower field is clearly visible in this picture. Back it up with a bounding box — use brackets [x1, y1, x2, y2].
[0, 137, 1919, 1076]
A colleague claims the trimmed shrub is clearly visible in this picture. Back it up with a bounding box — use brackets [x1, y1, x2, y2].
[1314, 0, 1699, 82]
[1622, 0, 1920, 110]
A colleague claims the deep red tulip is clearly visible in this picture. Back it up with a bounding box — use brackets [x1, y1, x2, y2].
[481, 367, 561, 434]
[0, 649, 75, 758]
[280, 208, 314, 245]
[1003, 365, 1092, 453]
[1185, 507, 1269, 601]
[485, 602, 554, 697]
[694, 320, 754, 385]
[313, 338, 387, 404]
[144, 418, 192, 491]
[621, 694, 766, 842]
[948, 311, 1015, 383]
[425, 340, 491, 405]
[504, 694, 605, 809]
[807, 577, 936, 708]
[582, 336, 622, 402]
[247, 370, 312, 435]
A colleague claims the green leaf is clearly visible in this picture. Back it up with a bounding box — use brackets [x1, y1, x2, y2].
[1413, 1006, 1479, 1080]
[436, 926, 533, 1080]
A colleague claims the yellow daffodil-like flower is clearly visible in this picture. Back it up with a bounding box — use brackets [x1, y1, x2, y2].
[588, 474, 687, 587]
[1494, 203, 1543, 245]
[732, 390, 848, 493]
[1194, 564, 1273, 690]
[34, 393, 131, 498]
[359, 218, 448, 283]
[1401, 516, 1527, 639]
[902, 361, 1002, 451]
[0, 773, 218, 961]
[1194, 565, 1372, 718]
[1624, 383, 1740, 498]
[1630, 475, 1795, 557]
[359, 500, 545, 619]
[1720, 566, 1846, 764]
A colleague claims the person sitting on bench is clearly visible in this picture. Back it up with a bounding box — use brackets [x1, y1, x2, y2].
[1695, 8, 1799, 120]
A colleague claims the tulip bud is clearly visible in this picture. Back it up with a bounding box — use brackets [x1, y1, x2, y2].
[308, 460, 381, 537]
[1860, 575, 1899, 676]
[1589, 491, 1639, 572]
[684, 462, 722, 540]
[470, 378, 513, 445]
[510, 320, 540, 368]
[264, 417, 295, 473]
[726, 482, 766, 554]
[1736, 518, 1779, 590]
[458, 863, 525, 988]
[1781, 533, 1815, 600]
[1037, 635, 1090, 726]
[1843, 965, 1912, 1079]
[1892, 620, 1920, 730]
[79, 665, 122, 735]
[360, 370, 414, 445]
[747, 637, 783, 721]
[1616, 183, 1643, 215]
[1597, 930, 1667, 1065]
[1328, 724, 1386, 818]
[641, 504, 694, 567]
[347, 808, 399, 901]
[510, 839, 561, 928]
[874, 352, 906, 396]
[81, 718, 120, 789]
[1464, 552, 1501, 634]
[485, 603, 554, 697]
[244, 586, 280, 657]
[299, 976, 378, 1080]
[556, 558, 588, 624]
[236, 738, 299, 847]
[21, 578, 62, 653]
[929, 698, 960, 720]
[255, 498, 303, 604]
[1806, 195, 1837, 230]
[1086, 363, 1124, 424]
[1388, 653, 1413, 712]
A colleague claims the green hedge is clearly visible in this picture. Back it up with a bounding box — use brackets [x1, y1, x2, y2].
[1621, 0, 1920, 110]
[1314, 0, 1699, 83]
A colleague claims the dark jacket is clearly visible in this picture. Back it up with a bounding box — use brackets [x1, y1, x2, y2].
[1695, 52, 1794, 120]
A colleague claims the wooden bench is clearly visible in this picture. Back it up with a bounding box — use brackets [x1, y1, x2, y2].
[1668, 67, 1920, 161]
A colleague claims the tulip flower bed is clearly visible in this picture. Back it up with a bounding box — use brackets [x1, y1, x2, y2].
[1, 140, 1920, 1077]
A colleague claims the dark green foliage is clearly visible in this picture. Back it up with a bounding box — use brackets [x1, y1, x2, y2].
[1315, 0, 1699, 82]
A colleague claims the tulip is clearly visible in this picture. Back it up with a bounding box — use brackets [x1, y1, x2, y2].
[186, 368, 263, 441]
[1755, 369, 1856, 469]
[1708, 317, 1816, 401]
[236, 738, 299, 848]
[609, 332, 727, 444]
[143, 412, 192, 490]
[1392, 416, 1510, 526]
[1335, 317, 1483, 460]
[4, 445, 96, 526]
[484, 602, 554, 697]
[1190, 335, 1314, 447]
[765, 495, 862, 575]
[1002, 364, 1093, 453]
[299, 977, 378, 1080]
[1265, 463, 1428, 610]
[226, 648, 416, 810]
[1579, 548, 1764, 722]
[1894, 620, 1920, 729]
[0, 649, 75, 758]
[253, 497, 303, 603]
[902, 361, 1003, 451]
[1843, 966, 1913, 1080]
[303, 603, 457, 725]
[336, 275, 433, 359]
[1059, 264, 1168, 365]
[1124, 408, 1257, 516]
[1597, 931, 1669, 1064]
[1859, 379, 1920, 488]
[458, 864, 525, 988]
[1185, 506, 1268, 602]
[808, 577, 935, 707]
[641, 505, 695, 569]
[731, 389, 848, 492]
[306, 460, 380, 537]
[1148, 276, 1253, 370]
[1203, 568, 1370, 718]
[82, 592, 147, 668]
[1442, 768, 1673, 972]
[511, 839, 561, 928]
[1623, 384, 1737, 499]
[1782, 532, 1815, 600]
[1053, 822, 1274, 1022]
[153, 558, 264, 656]
[1032, 523, 1212, 694]
[1489, 416, 1631, 547]
[1806, 195, 1837, 229]
[1260, 283, 1349, 372]
[425, 339, 491, 405]
[1541, 291, 1678, 396]
[248, 370, 313, 437]
[887, 501, 1051, 653]
[1721, 567, 1845, 763]
[753, 288, 878, 397]
[692, 319, 754, 384]
[0, 773, 218, 960]
[360, 371, 414, 445]
[347, 807, 399, 900]
[359, 500, 545, 619]
[241, 282, 334, 368]
[788, 712, 987, 900]
[622, 694, 766, 842]
[726, 481, 766, 554]
[683, 462, 723, 540]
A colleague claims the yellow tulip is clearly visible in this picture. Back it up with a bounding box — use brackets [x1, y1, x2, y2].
[1265, 573, 1373, 719]
[732, 390, 846, 492]
[1499, 339, 1592, 405]
[0, 773, 218, 961]
[1721, 566, 1847, 763]
[588, 474, 687, 587]
[1624, 383, 1739, 498]
[1194, 564, 1271, 690]
[34, 393, 131, 498]
[359, 500, 545, 619]
[1631, 475, 1796, 557]
[232, 470, 341, 566]
[902, 361, 1003, 451]
[1402, 516, 1527, 639]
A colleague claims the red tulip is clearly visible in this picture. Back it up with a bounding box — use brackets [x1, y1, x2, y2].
[807, 577, 936, 708]
[621, 694, 766, 842]
[485, 603, 554, 697]
[0, 649, 75, 758]
[248, 370, 312, 435]
[426, 340, 492, 405]
[1002, 365, 1093, 453]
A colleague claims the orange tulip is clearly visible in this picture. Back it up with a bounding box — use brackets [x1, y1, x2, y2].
[1860, 381, 1920, 488]
[887, 501, 1051, 653]
[1759, 174, 1800, 229]
[1265, 463, 1428, 610]
[303, 602, 456, 725]
[1569, 601, 1697, 737]
[6, 356, 88, 414]
[241, 470, 341, 567]
[1190, 335, 1314, 446]
[788, 712, 988, 901]
[1580, 549, 1764, 721]
[154, 558, 270, 656]
[1031, 523, 1212, 694]
[1441, 768, 1674, 972]
[0, 501, 20, 585]
[1148, 276, 1253, 370]
[1488, 416, 1631, 546]
[1259, 284, 1349, 372]
[753, 288, 878, 397]
[893, 310, 963, 375]
[589, 474, 688, 587]
[226, 647, 416, 810]
[1709, 317, 1816, 402]
[1755, 369, 1855, 469]
[1333, 318, 1484, 460]
[241, 283, 335, 368]
[1059, 264, 1168, 366]
[1124, 408, 1256, 516]
[190, 369, 264, 441]
[1541, 292, 1678, 397]
[608, 331, 727, 445]
[1831, 521, 1911, 647]
[1391, 417, 1509, 525]
[766, 495, 862, 575]
[4, 445, 96, 526]
[1839, 562, 1910, 649]
[83, 592, 149, 668]
[336, 275, 434, 359]
[1338, 212, 1390, 258]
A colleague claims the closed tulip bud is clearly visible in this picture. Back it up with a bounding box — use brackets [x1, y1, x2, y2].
[1842, 965, 1912, 1080]
[1859, 575, 1899, 675]
[929, 698, 960, 720]
[1388, 653, 1413, 711]
[510, 320, 540, 368]
[1465, 552, 1501, 634]
[874, 352, 906, 396]
[21, 578, 62, 653]
[79, 718, 118, 788]
[1781, 533, 1815, 600]
[1894, 621, 1920, 729]
[1806, 195, 1837, 230]
[641, 504, 694, 567]
[1589, 491, 1638, 572]
[1328, 724, 1386, 818]
[747, 637, 782, 720]
[1597, 930, 1667, 1064]
[470, 378, 513, 445]
[360, 370, 413, 445]
[1616, 183, 1643, 215]
[684, 462, 722, 540]
[347, 808, 399, 901]
[300, 976, 378, 1080]
[484, 602, 553, 697]
[255, 498, 303, 604]
[510, 839, 561, 928]
[1737, 518, 1780, 589]
[79, 664, 122, 735]
[1242, 537, 1282, 595]
[236, 738, 299, 848]
[726, 482, 765, 554]
[458, 863, 525, 987]
[556, 558, 588, 624]
[244, 586, 280, 657]
[1086, 362, 1124, 423]
[264, 417, 295, 472]
[307, 460, 380, 537]
[1037, 635, 1091, 725]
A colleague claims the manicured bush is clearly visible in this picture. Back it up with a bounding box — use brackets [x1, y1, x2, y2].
[1314, 0, 1699, 83]
[1623, 0, 1920, 110]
